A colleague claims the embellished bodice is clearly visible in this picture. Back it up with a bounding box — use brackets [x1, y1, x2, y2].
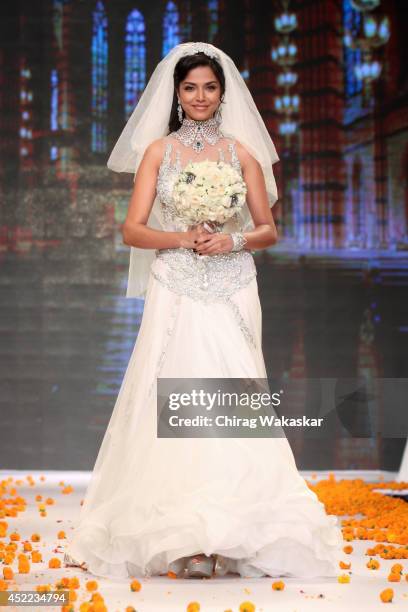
[156, 134, 244, 233]
[151, 133, 257, 300]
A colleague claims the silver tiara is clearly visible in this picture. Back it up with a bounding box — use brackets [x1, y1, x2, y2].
[180, 42, 221, 61]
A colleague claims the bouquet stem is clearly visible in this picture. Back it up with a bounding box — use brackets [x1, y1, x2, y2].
[202, 221, 225, 233]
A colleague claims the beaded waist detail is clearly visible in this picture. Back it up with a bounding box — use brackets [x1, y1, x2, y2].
[150, 247, 257, 303]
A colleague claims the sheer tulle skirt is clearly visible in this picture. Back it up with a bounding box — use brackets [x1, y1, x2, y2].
[66, 272, 343, 580]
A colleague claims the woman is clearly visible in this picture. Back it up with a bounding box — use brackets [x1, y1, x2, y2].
[64, 42, 343, 580]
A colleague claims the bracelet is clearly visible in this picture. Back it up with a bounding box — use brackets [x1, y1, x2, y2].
[230, 232, 248, 252]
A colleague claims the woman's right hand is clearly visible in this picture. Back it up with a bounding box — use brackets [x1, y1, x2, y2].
[179, 223, 212, 249]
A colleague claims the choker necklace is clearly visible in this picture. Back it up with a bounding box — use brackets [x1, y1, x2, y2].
[174, 116, 222, 153]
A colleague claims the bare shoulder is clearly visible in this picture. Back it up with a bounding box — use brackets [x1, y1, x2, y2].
[144, 137, 167, 158]
[233, 139, 261, 171]
[141, 137, 170, 168]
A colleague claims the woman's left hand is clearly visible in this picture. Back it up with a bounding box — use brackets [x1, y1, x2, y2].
[194, 232, 234, 255]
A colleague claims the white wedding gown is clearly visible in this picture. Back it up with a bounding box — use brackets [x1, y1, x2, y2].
[66, 135, 343, 580]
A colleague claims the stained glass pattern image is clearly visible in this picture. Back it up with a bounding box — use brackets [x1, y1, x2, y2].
[124, 9, 146, 120]
[91, 0, 108, 152]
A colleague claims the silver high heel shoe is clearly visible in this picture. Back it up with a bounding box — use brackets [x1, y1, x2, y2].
[185, 554, 216, 578]
[168, 556, 189, 577]
[214, 554, 239, 576]
[213, 554, 230, 576]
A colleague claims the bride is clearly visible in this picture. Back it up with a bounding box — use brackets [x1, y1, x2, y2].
[64, 42, 343, 580]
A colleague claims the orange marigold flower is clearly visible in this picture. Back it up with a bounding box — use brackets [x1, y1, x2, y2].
[130, 579, 142, 592]
[0, 579, 8, 591]
[85, 580, 98, 592]
[343, 545, 353, 554]
[380, 588, 394, 603]
[366, 559, 380, 569]
[339, 561, 351, 569]
[387, 572, 401, 582]
[18, 559, 30, 574]
[2, 567, 13, 580]
[390, 563, 403, 574]
[90, 592, 104, 603]
[48, 557, 61, 569]
[68, 577, 80, 589]
[272, 580, 285, 590]
[91, 603, 107, 612]
[68, 589, 77, 602]
[31, 533, 41, 542]
[239, 603, 255, 612]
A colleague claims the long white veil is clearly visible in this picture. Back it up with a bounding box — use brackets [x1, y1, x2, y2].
[107, 42, 280, 299]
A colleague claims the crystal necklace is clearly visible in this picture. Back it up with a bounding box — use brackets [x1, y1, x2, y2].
[173, 116, 222, 153]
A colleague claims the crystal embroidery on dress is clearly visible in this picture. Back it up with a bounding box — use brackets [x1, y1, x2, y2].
[156, 134, 244, 231]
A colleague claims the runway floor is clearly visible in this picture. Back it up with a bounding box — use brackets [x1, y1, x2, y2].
[0, 469, 407, 612]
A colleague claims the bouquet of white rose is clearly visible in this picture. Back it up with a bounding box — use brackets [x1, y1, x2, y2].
[172, 160, 247, 228]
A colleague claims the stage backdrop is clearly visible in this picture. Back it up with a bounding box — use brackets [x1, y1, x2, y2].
[1, 0, 407, 470]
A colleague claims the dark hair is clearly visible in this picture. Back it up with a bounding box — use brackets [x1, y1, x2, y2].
[168, 52, 226, 133]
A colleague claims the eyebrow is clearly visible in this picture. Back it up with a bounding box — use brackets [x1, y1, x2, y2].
[182, 81, 218, 85]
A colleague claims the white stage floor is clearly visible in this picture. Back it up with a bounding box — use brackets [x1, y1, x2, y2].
[1, 470, 407, 612]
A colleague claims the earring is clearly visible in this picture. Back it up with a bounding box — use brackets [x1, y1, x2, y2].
[214, 103, 222, 125]
[177, 100, 183, 123]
